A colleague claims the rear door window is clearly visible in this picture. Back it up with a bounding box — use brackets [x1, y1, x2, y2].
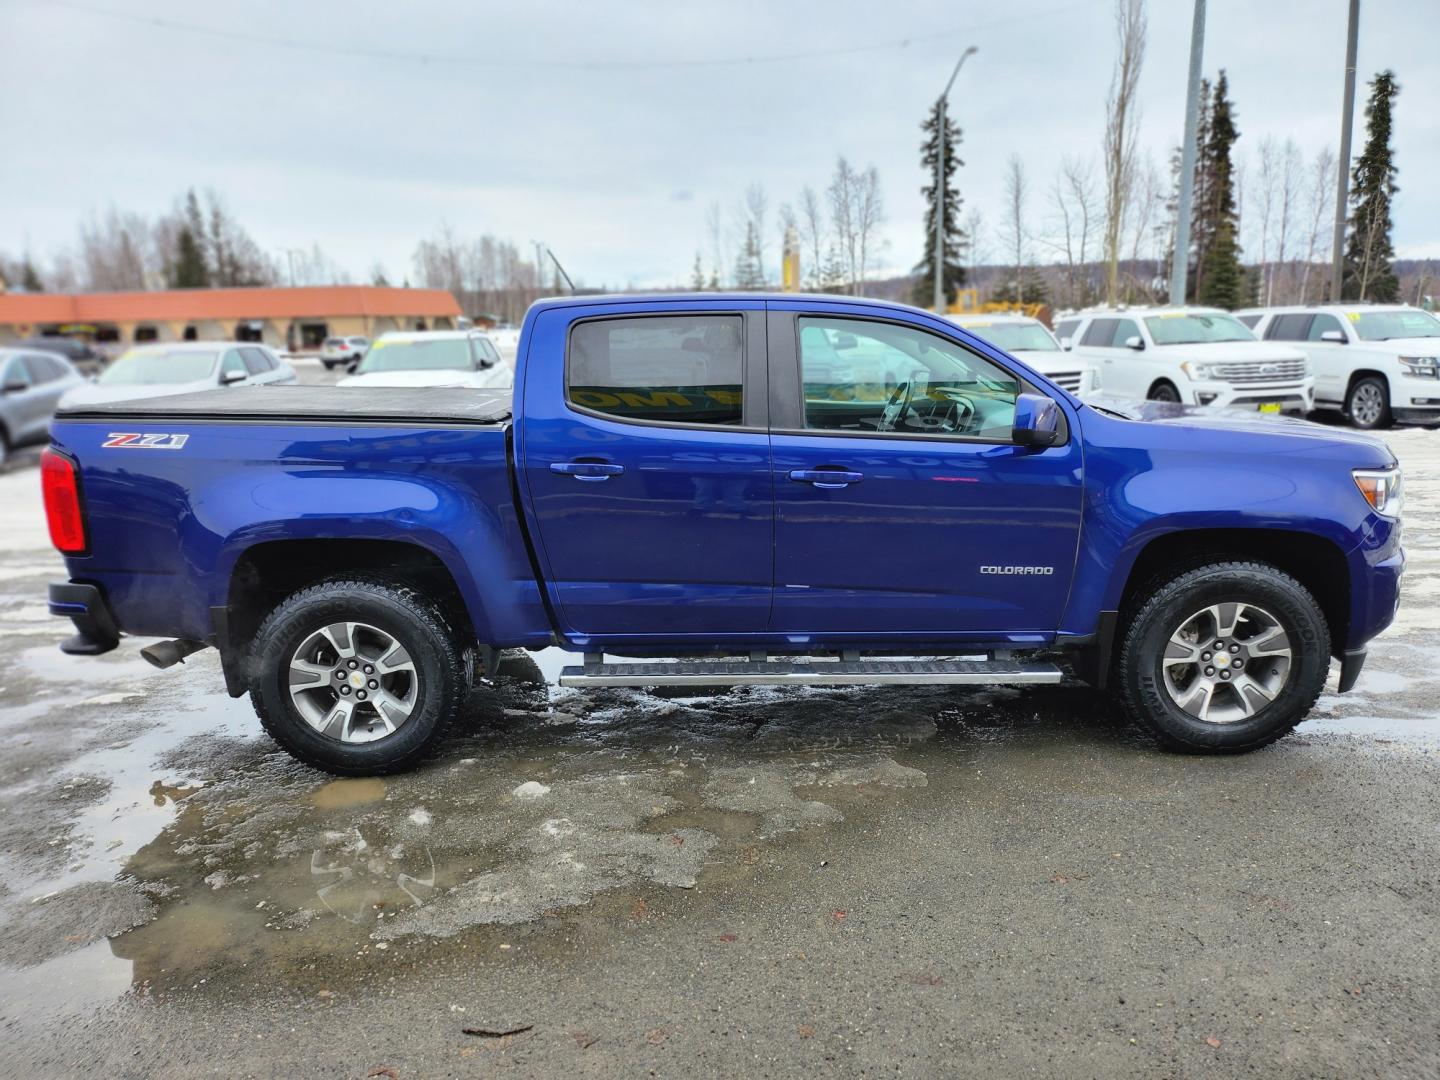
[22, 354, 63, 383]
[1266, 313, 1313, 341]
[1081, 319, 1118, 347]
[568, 315, 744, 426]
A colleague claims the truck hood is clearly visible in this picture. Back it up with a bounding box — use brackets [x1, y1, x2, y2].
[338, 369, 513, 390]
[1083, 396, 1393, 455]
[1360, 336, 1440, 355]
[1156, 340, 1306, 362]
[59, 379, 217, 408]
[1012, 351, 1093, 376]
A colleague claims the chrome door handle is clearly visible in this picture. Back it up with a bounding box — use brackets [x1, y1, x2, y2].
[789, 468, 863, 489]
[550, 461, 625, 481]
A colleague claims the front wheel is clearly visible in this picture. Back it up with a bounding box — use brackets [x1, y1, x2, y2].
[1115, 561, 1330, 753]
[1148, 380, 1182, 404]
[249, 580, 468, 774]
[1346, 376, 1392, 430]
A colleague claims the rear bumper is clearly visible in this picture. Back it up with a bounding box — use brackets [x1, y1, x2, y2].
[48, 581, 121, 655]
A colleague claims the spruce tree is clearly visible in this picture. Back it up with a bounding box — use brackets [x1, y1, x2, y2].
[20, 257, 43, 292]
[1343, 70, 1400, 302]
[911, 99, 966, 308]
[733, 223, 765, 290]
[690, 252, 706, 291]
[1197, 72, 1244, 309]
[172, 225, 209, 288]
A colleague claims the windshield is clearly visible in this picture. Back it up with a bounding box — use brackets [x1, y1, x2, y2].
[1144, 313, 1256, 345]
[962, 322, 1059, 352]
[356, 338, 476, 373]
[1350, 309, 1440, 340]
[99, 349, 217, 385]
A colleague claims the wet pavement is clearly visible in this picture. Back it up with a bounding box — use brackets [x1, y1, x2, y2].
[0, 414, 1437, 1078]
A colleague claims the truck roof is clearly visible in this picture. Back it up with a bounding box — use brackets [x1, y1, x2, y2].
[56, 384, 513, 425]
[527, 292, 927, 315]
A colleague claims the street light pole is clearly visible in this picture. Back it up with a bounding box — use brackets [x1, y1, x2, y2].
[1169, 0, 1206, 305]
[1330, 0, 1360, 302]
[933, 46, 977, 313]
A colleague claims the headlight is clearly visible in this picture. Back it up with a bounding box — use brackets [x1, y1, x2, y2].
[1181, 360, 1221, 380]
[1399, 355, 1439, 378]
[1353, 466, 1403, 518]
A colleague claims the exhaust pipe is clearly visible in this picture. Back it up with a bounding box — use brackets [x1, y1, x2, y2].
[140, 638, 210, 670]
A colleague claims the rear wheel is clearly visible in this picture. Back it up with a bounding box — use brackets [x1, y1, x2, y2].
[1116, 561, 1329, 753]
[1346, 376, 1391, 429]
[1148, 380, 1182, 404]
[249, 579, 467, 774]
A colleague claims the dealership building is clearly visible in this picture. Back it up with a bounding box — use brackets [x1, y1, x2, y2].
[0, 285, 463, 351]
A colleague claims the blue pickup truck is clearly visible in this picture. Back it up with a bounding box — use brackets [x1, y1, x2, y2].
[42, 294, 1404, 774]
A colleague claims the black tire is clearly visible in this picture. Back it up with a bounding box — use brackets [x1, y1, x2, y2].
[1148, 380, 1182, 404]
[249, 579, 467, 775]
[1116, 561, 1330, 753]
[1345, 375, 1392, 430]
[322, 360, 337, 371]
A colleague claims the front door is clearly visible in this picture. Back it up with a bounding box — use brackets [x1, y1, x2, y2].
[519, 306, 773, 641]
[768, 309, 1083, 640]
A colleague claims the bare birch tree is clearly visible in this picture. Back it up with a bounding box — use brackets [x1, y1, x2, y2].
[797, 185, 827, 291]
[854, 165, 886, 293]
[1298, 146, 1337, 302]
[1102, 0, 1147, 306]
[1001, 155, 1030, 302]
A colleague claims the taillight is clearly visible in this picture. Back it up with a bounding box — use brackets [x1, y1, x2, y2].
[41, 448, 88, 555]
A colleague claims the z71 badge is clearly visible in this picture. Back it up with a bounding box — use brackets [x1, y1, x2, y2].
[102, 433, 190, 450]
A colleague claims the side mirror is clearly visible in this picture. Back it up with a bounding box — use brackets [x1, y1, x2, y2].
[2, 380, 28, 395]
[1012, 392, 1060, 450]
[834, 332, 858, 350]
[1124, 335, 1145, 351]
[1319, 329, 1347, 344]
[221, 370, 247, 385]
[1059, 337, 1073, 351]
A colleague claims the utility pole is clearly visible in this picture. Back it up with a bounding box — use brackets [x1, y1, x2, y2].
[933, 46, 977, 313]
[1169, 0, 1206, 305]
[1330, 0, 1360, 302]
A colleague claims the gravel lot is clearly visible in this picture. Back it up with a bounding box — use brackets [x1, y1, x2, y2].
[0, 395, 1436, 1078]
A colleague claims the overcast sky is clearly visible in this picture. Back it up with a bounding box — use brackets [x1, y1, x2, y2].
[2, 0, 1436, 289]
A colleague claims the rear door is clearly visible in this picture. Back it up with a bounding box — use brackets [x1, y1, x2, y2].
[518, 303, 773, 640]
[766, 305, 1083, 639]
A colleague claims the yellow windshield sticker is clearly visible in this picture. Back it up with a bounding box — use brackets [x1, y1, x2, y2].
[1158, 312, 1187, 318]
[965, 321, 993, 328]
[1347, 312, 1362, 321]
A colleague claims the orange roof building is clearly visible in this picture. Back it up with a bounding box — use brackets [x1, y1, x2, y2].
[0, 285, 463, 351]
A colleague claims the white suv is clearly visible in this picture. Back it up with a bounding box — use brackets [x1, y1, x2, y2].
[1059, 306, 1313, 414]
[1238, 304, 1440, 429]
[947, 313, 1101, 397]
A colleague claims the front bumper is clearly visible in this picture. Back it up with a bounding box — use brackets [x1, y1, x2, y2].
[48, 581, 121, 655]
[1188, 378, 1315, 414]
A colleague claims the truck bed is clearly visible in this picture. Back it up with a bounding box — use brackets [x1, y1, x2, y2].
[55, 385, 513, 425]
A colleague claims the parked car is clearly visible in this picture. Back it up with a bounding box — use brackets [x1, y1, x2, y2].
[1238, 304, 1440, 429]
[337, 330, 510, 389]
[46, 293, 1401, 774]
[1063, 306, 1313, 414]
[58, 342, 296, 409]
[947, 314, 1101, 396]
[321, 336, 369, 370]
[0, 347, 84, 465]
[15, 336, 107, 377]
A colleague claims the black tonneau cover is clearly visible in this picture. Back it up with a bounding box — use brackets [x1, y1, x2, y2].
[56, 385, 512, 425]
